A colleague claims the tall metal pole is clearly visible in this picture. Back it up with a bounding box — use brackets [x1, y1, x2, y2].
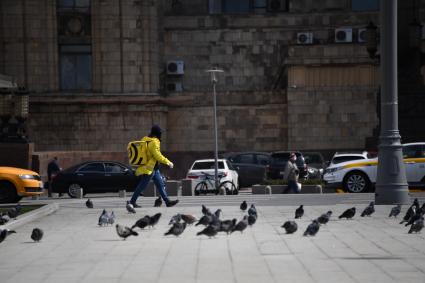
[206, 67, 224, 189]
[375, 0, 410, 205]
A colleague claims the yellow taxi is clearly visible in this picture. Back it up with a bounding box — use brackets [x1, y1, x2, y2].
[0, 167, 44, 203]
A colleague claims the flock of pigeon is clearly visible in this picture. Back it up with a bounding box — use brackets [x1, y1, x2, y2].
[0, 197, 424, 244]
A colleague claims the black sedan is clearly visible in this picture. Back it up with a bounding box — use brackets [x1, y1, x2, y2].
[51, 161, 139, 198]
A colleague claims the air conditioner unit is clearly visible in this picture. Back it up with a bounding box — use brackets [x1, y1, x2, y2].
[358, 28, 367, 43]
[166, 61, 184, 75]
[297, 32, 313, 44]
[335, 28, 353, 43]
[267, 0, 289, 12]
[166, 82, 183, 92]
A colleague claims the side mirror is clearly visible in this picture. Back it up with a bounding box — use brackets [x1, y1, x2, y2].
[236, 166, 240, 170]
[123, 168, 130, 175]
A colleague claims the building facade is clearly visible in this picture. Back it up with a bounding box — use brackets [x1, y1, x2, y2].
[1, 0, 423, 176]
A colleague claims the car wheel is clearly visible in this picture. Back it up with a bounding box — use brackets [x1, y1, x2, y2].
[219, 181, 237, 195]
[68, 183, 83, 198]
[0, 181, 22, 203]
[343, 171, 370, 193]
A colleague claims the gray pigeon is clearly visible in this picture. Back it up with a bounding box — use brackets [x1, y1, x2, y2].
[0, 213, 10, 224]
[408, 217, 424, 234]
[361, 201, 375, 217]
[7, 207, 18, 219]
[339, 207, 356, 219]
[389, 205, 401, 218]
[107, 211, 115, 225]
[405, 211, 424, 227]
[219, 219, 237, 234]
[240, 201, 247, 211]
[202, 204, 212, 216]
[98, 209, 109, 226]
[0, 229, 16, 243]
[149, 213, 162, 228]
[116, 224, 138, 240]
[154, 197, 162, 207]
[181, 214, 197, 225]
[400, 205, 416, 224]
[295, 205, 304, 219]
[164, 222, 187, 237]
[31, 228, 44, 242]
[195, 215, 212, 226]
[248, 214, 257, 226]
[303, 220, 320, 236]
[132, 215, 151, 230]
[282, 221, 298, 234]
[126, 201, 136, 214]
[197, 225, 218, 238]
[86, 199, 93, 208]
[248, 204, 257, 217]
[317, 211, 332, 225]
[231, 215, 248, 234]
[413, 198, 420, 211]
[168, 214, 182, 225]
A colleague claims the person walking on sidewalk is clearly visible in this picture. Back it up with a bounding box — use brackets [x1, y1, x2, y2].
[128, 125, 179, 208]
[47, 157, 61, 197]
[283, 152, 300, 194]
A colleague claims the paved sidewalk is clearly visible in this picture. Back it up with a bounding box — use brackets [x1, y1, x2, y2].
[1, 195, 425, 283]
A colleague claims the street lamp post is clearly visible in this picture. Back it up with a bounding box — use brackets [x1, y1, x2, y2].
[375, 0, 410, 205]
[206, 67, 224, 189]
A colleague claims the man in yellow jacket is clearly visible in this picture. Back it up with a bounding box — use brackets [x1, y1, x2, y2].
[129, 125, 179, 208]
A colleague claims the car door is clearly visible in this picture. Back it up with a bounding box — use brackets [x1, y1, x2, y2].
[75, 162, 106, 193]
[104, 162, 136, 192]
[232, 154, 255, 187]
[226, 160, 239, 187]
[403, 144, 422, 182]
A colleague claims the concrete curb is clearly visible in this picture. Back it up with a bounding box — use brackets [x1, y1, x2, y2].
[3, 203, 59, 230]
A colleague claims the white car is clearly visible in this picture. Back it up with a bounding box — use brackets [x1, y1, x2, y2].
[323, 143, 425, 193]
[186, 159, 239, 195]
[328, 151, 371, 166]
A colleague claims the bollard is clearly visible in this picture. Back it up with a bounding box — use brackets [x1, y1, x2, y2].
[265, 185, 272, 195]
[75, 188, 84, 199]
[119, 190, 126, 198]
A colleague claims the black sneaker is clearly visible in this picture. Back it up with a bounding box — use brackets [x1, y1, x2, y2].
[131, 202, 141, 208]
[166, 200, 179, 207]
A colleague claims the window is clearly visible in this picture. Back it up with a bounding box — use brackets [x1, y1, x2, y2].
[105, 163, 126, 173]
[332, 156, 365, 164]
[233, 154, 254, 164]
[352, 0, 379, 11]
[192, 161, 225, 170]
[257, 154, 271, 166]
[58, 0, 90, 10]
[403, 145, 425, 158]
[78, 163, 105, 172]
[60, 45, 92, 90]
[224, 0, 250, 14]
[208, 0, 284, 14]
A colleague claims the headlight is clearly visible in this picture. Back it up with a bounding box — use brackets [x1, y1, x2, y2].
[19, 174, 37, 180]
[307, 168, 316, 174]
[324, 167, 342, 174]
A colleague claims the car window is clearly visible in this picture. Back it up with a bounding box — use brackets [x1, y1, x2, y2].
[257, 154, 270, 166]
[78, 163, 105, 173]
[403, 145, 425, 158]
[271, 153, 290, 165]
[192, 161, 225, 170]
[105, 163, 126, 173]
[233, 154, 254, 164]
[304, 154, 322, 164]
[332, 156, 364, 164]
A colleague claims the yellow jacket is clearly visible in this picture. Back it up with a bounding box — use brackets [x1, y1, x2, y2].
[135, 136, 172, 176]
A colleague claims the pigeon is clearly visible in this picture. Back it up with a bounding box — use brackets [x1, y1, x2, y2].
[213, 209, 222, 219]
[202, 205, 212, 216]
[168, 214, 182, 225]
[31, 228, 44, 242]
[295, 205, 304, 219]
[248, 204, 257, 217]
[248, 214, 257, 226]
[240, 201, 247, 211]
[304, 220, 320, 236]
[413, 198, 420, 211]
[231, 216, 248, 234]
[154, 197, 162, 207]
[149, 213, 162, 228]
[181, 214, 197, 225]
[126, 201, 136, 214]
[317, 211, 332, 225]
[400, 205, 416, 224]
[339, 207, 356, 219]
[408, 217, 424, 234]
[0, 229, 16, 243]
[405, 211, 424, 227]
[132, 215, 151, 230]
[220, 219, 237, 234]
[7, 207, 18, 219]
[0, 213, 10, 225]
[361, 201, 375, 217]
[195, 215, 212, 226]
[107, 211, 116, 225]
[116, 224, 138, 240]
[98, 209, 109, 226]
[197, 225, 218, 238]
[281, 221, 298, 234]
[419, 203, 425, 215]
[86, 199, 93, 208]
[15, 204, 22, 214]
[164, 222, 187, 237]
[389, 205, 401, 218]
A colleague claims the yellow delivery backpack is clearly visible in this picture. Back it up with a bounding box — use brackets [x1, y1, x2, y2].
[127, 140, 148, 166]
